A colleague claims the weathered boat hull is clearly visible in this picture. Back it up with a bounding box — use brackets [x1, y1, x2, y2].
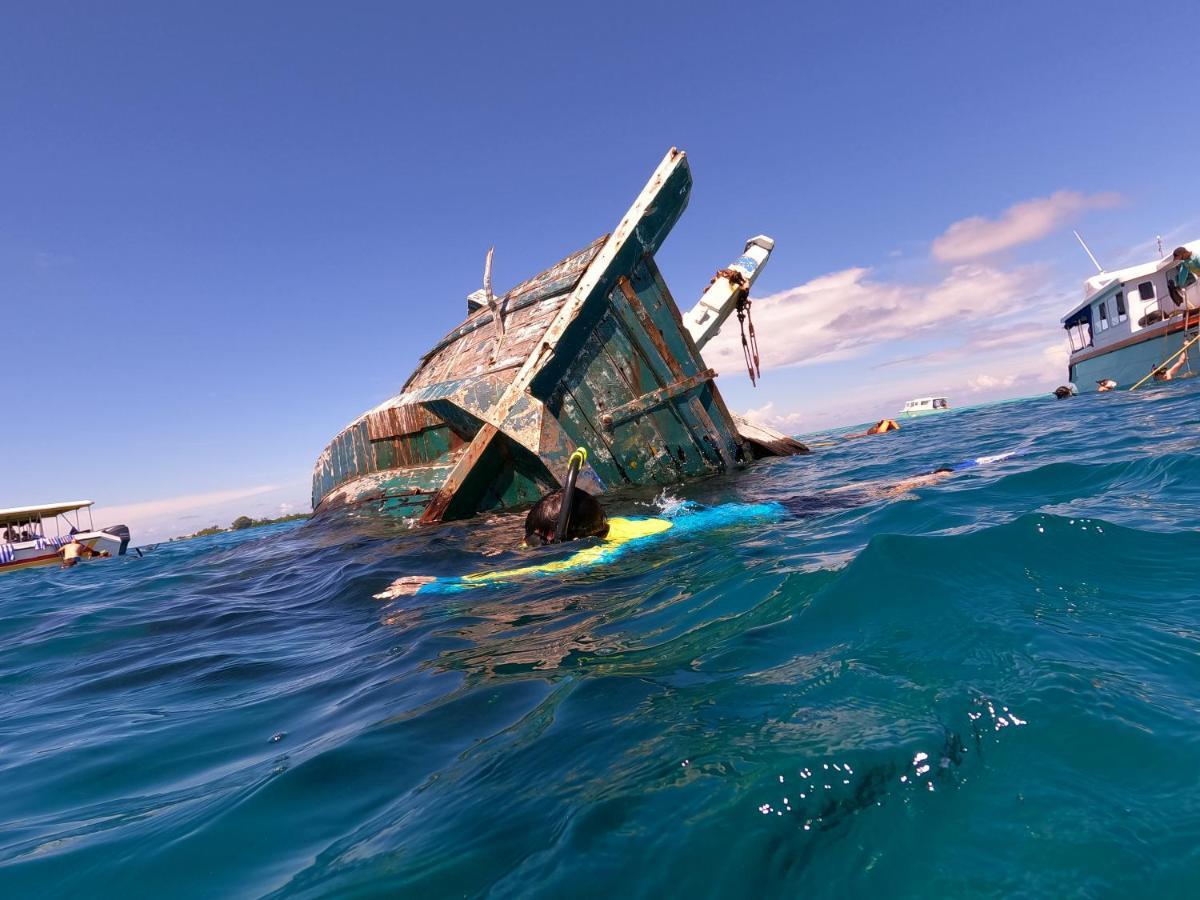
[312, 149, 804, 523]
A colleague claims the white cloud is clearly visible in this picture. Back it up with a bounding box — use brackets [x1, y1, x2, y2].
[94, 483, 299, 542]
[931, 190, 1121, 262]
[704, 263, 1042, 374]
[742, 400, 804, 433]
[1041, 341, 1070, 376]
[966, 373, 1018, 392]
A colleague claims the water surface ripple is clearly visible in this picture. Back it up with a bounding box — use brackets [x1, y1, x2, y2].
[4, 385, 1200, 897]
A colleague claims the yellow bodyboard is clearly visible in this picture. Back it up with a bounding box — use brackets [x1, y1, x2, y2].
[461, 517, 673, 584]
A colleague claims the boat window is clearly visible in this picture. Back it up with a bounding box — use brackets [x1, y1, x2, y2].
[1138, 281, 1155, 301]
[1098, 302, 1109, 330]
[1076, 322, 1092, 349]
[1115, 291, 1127, 323]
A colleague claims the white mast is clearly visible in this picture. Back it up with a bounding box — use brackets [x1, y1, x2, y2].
[1073, 230, 1104, 273]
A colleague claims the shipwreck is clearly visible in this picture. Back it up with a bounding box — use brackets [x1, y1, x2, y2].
[312, 148, 807, 524]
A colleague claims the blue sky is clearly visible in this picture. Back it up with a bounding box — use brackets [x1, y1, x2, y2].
[2, 1, 1196, 539]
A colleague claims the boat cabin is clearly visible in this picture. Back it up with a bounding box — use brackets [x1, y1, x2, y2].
[1061, 245, 1200, 358]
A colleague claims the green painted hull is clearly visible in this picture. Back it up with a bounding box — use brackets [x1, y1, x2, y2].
[1068, 319, 1196, 391]
[311, 149, 805, 523]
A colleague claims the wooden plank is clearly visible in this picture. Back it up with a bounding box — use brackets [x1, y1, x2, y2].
[643, 255, 743, 465]
[601, 369, 716, 429]
[615, 275, 686, 380]
[365, 405, 442, 442]
[610, 269, 736, 467]
[421, 422, 499, 523]
[555, 386, 624, 485]
[683, 392, 735, 469]
[605, 275, 722, 469]
[402, 237, 607, 390]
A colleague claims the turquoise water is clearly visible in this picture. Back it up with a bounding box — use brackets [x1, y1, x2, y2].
[5, 383, 1200, 897]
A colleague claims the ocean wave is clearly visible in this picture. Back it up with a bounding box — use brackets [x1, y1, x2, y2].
[6, 385, 1200, 896]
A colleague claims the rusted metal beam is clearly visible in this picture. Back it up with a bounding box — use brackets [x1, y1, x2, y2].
[600, 369, 716, 430]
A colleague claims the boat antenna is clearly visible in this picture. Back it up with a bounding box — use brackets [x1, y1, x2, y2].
[482, 246, 505, 339]
[1157, 235, 1165, 257]
[1073, 230, 1104, 273]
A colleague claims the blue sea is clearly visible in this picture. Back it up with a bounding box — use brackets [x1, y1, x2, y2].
[5, 383, 1200, 898]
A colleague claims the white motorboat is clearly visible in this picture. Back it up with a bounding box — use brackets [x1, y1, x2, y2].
[901, 397, 950, 417]
[0, 501, 130, 573]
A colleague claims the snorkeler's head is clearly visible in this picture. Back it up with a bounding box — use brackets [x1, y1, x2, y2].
[934, 466, 954, 474]
[524, 488, 609, 546]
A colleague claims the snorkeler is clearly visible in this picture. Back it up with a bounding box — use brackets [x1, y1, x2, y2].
[841, 419, 900, 439]
[1152, 352, 1190, 382]
[373, 449, 1018, 599]
[522, 485, 610, 546]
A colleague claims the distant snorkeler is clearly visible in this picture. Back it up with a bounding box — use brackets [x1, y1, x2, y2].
[842, 418, 901, 439]
[373, 449, 1020, 600]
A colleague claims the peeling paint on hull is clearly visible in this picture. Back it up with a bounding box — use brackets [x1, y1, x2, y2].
[312, 148, 806, 524]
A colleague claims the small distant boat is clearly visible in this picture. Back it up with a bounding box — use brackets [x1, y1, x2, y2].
[901, 397, 950, 417]
[0, 501, 131, 573]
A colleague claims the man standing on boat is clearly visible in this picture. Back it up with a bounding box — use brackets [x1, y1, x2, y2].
[1173, 246, 1200, 288]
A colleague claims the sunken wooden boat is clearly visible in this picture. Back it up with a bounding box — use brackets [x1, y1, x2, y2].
[312, 148, 806, 524]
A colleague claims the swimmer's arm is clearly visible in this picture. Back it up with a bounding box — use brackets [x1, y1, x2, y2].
[374, 575, 437, 599]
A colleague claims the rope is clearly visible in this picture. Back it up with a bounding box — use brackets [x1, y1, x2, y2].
[713, 267, 761, 386]
[738, 296, 761, 385]
[1129, 333, 1200, 391]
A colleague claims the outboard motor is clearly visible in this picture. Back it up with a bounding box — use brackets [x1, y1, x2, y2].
[102, 524, 131, 555]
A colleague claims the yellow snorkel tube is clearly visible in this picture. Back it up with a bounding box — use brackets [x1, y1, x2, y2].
[553, 448, 588, 544]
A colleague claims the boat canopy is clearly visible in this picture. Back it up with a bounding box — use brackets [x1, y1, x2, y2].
[0, 501, 94, 527]
[1062, 279, 1122, 327]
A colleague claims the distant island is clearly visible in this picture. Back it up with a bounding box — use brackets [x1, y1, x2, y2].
[170, 512, 308, 542]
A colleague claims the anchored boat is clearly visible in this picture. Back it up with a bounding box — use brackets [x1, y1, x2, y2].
[1062, 241, 1200, 389]
[312, 148, 806, 524]
[0, 501, 131, 573]
[901, 397, 950, 417]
